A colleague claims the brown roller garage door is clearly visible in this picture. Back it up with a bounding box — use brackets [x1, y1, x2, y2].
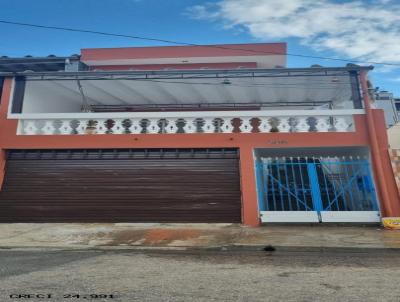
[0, 149, 241, 223]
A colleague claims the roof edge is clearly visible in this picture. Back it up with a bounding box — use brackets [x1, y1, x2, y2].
[0, 65, 373, 77]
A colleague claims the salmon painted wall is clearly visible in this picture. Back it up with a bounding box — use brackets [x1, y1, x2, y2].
[81, 43, 287, 62]
[90, 62, 257, 71]
[358, 71, 400, 218]
[373, 110, 400, 216]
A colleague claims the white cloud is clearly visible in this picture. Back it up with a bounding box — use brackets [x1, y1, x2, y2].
[186, 0, 400, 67]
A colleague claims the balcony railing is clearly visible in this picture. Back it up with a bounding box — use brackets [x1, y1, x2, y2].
[11, 110, 363, 135]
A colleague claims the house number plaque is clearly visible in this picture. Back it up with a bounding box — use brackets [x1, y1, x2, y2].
[267, 140, 288, 145]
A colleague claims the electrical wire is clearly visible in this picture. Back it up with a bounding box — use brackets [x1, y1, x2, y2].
[0, 19, 399, 67]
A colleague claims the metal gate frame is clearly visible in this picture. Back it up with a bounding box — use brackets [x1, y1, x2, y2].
[256, 157, 381, 223]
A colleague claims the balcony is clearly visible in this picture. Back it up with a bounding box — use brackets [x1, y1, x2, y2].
[7, 67, 367, 136]
[12, 109, 362, 135]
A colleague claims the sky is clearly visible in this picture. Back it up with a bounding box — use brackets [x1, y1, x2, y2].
[0, 0, 399, 96]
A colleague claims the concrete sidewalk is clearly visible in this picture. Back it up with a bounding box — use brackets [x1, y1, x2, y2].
[0, 223, 400, 250]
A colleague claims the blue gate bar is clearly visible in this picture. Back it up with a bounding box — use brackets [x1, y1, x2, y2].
[337, 159, 348, 210]
[307, 162, 323, 212]
[362, 161, 379, 211]
[350, 158, 362, 209]
[255, 162, 265, 211]
[283, 158, 292, 211]
[269, 160, 277, 211]
[262, 161, 270, 211]
[297, 158, 307, 210]
[318, 158, 332, 211]
[345, 158, 357, 210]
[275, 159, 285, 210]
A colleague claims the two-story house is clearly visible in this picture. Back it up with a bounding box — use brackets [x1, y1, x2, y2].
[0, 43, 398, 226]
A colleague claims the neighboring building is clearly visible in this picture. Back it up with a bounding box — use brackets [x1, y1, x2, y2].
[395, 98, 400, 120]
[0, 43, 399, 225]
[374, 90, 399, 128]
[388, 123, 400, 149]
[388, 125, 400, 200]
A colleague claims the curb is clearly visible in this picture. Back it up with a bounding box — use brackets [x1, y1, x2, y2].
[1, 244, 400, 253]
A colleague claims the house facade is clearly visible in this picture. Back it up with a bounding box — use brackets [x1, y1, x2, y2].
[0, 43, 399, 226]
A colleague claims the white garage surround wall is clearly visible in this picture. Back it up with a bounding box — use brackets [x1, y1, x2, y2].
[19, 75, 356, 114]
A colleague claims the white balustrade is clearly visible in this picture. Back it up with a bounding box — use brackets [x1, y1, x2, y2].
[239, 118, 252, 133]
[203, 118, 215, 133]
[147, 118, 159, 134]
[334, 117, 350, 132]
[165, 120, 178, 134]
[95, 119, 107, 134]
[183, 118, 196, 134]
[315, 116, 331, 132]
[42, 120, 56, 135]
[13, 110, 360, 135]
[295, 117, 309, 132]
[259, 118, 272, 133]
[76, 120, 88, 135]
[111, 119, 125, 134]
[220, 118, 234, 133]
[129, 120, 142, 134]
[23, 120, 38, 135]
[59, 120, 73, 134]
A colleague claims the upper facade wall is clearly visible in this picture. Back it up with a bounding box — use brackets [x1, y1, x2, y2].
[81, 43, 287, 70]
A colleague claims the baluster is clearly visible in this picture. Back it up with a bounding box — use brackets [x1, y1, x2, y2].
[53, 119, 62, 134]
[129, 119, 142, 134]
[111, 119, 124, 134]
[315, 116, 330, 132]
[41, 120, 56, 135]
[203, 118, 215, 133]
[215, 118, 222, 133]
[147, 118, 159, 134]
[259, 117, 271, 133]
[220, 118, 234, 133]
[94, 119, 107, 134]
[183, 118, 196, 133]
[59, 120, 73, 135]
[75, 120, 88, 134]
[277, 117, 290, 132]
[165, 119, 178, 134]
[239, 118, 252, 133]
[159, 119, 166, 133]
[334, 116, 350, 132]
[85, 120, 97, 134]
[23, 120, 38, 135]
[295, 117, 310, 132]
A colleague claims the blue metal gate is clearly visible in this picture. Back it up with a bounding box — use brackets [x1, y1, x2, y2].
[256, 157, 380, 222]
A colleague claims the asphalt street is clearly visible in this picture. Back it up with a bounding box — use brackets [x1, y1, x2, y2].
[1, 248, 400, 302]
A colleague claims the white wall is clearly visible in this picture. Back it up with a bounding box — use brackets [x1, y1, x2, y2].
[388, 124, 400, 149]
[22, 81, 83, 113]
[375, 99, 398, 128]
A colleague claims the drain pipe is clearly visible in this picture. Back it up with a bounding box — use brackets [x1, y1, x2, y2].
[359, 70, 392, 216]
